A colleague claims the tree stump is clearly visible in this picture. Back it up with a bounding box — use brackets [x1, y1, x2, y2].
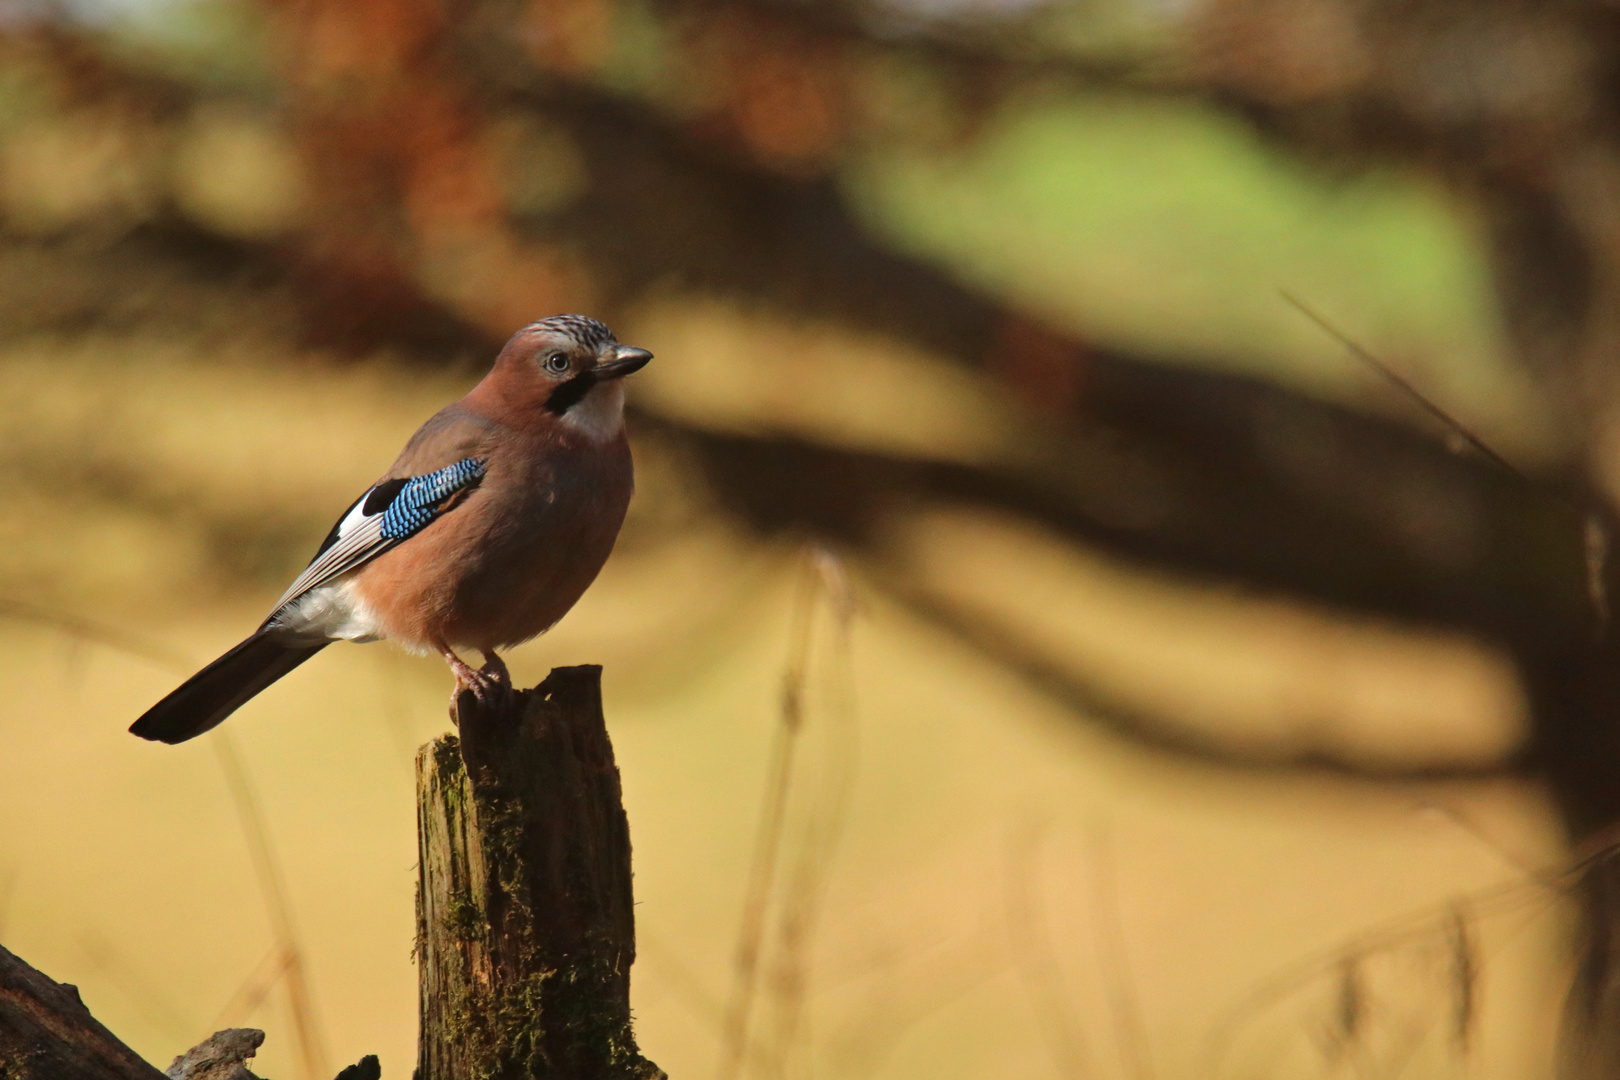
[415, 665, 664, 1080]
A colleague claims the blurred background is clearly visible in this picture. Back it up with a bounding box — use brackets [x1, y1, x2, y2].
[4, 0, 1620, 1076]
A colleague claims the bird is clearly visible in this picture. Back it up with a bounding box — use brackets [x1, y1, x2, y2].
[130, 314, 652, 744]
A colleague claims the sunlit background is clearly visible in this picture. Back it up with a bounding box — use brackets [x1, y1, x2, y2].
[3, 0, 1615, 1076]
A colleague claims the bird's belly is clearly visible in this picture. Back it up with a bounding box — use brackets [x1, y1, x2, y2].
[444, 544, 606, 649]
[351, 464, 630, 653]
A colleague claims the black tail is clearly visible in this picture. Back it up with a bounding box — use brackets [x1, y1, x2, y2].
[130, 633, 327, 744]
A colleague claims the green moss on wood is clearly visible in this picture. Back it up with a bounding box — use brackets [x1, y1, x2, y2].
[433, 735, 464, 775]
[440, 955, 658, 1080]
[442, 890, 485, 942]
[474, 788, 535, 922]
[417, 672, 664, 1079]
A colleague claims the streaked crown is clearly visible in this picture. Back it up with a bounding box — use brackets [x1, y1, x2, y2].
[526, 314, 615, 351]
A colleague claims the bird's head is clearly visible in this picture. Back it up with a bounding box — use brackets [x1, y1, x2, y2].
[480, 314, 653, 441]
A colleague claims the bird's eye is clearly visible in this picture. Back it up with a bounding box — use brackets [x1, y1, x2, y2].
[543, 352, 570, 374]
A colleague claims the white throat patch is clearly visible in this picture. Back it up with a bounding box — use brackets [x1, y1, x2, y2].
[562, 378, 626, 442]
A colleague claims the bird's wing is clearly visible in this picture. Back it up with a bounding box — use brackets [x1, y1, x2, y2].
[264, 456, 488, 620]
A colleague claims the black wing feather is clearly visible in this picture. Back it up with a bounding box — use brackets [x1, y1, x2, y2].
[130, 457, 486, 743]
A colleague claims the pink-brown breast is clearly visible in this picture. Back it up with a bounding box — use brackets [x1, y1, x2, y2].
[350, 427, 634, 653]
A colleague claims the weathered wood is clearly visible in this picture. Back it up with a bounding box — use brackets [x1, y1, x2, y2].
[415, 665, 663, 1080]
[333, 1055, 380, 1080]
[0, 942, 166, 1080]
[161, 1029, 263, 1080]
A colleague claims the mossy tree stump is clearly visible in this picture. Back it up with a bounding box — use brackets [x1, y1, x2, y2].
[415, 665, 663, 1080]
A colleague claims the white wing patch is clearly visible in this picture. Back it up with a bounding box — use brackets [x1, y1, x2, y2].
[262, 458, 487, 636]
[267, 500, 392, 615]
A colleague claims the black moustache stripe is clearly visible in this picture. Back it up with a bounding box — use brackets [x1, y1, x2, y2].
[544, 370, 598, 414]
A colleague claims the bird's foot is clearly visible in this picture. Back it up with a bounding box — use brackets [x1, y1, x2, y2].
[478, 650, 512, 687]
[443, 650, 510, 717]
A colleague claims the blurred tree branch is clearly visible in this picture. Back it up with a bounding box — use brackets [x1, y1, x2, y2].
[0, 9, 1581, 771]
[11, 0, 1620, 1064]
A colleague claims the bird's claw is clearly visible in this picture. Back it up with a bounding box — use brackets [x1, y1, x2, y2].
[445, 651, 512, 718]
[457, 670, 503, 702]
[478, 651, 512, 687]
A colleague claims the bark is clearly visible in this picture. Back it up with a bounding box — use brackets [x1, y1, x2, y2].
[415, 666, 663, 1080]
[161, 1029, 263, 1080]
[0, 943, 166, 1080]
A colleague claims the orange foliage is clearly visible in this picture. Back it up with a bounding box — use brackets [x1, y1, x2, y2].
[267, 0, 596, 339]
[679, 10, 854, 176]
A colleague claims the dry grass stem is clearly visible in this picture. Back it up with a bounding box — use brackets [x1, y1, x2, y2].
[1086, 823, 1155, 1080]
[759, 549, 859, 1080]
[77, 928, 193, 1043]
[718, 545, 860, 1080]
[1201, 840, 1620, 1077]
[1005, 820, 1094, 1080]
[209, 945, 294, 1032]
[0, 600, 330, 1079]
[211, 734, 329, 1080]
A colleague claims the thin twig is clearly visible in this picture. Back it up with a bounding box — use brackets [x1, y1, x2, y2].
[1279, 291, 1532, 485]
[717, 550, 822, 1080]
[828, 937, 1009, 1080]
[212, 735, 329, 1080]
[1447, 903, 1477, 1056]
[636, 929, 729, 1028]
[1278, 288, 1608, 642]
[761, 549, 860, 1080]
[78, 929, 194, 1042]
[0, 599, 194, 676]
[1005, 819, 1094, 1080]
[1411, 801, 1549, 881]
[210, 946, 294, 1031]
[0, 598, 329, 1080]
[1087, 822, 1155, 1080]
[1586, 516, 1611, 638]
[1203, 839, 1620, 1072]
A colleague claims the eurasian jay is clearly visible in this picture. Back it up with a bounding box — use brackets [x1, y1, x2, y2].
[130, 314, 652, 744]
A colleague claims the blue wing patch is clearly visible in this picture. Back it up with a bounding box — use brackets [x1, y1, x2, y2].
[267, 457, 487, 617]
[381, 457, 488, 540]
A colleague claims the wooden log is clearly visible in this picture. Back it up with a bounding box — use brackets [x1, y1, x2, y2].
[0, 945, 353, 1080]
[161, 1028, 263, 1080]
[415, 665, 664, 1080]
[0, 942, 166, 1080]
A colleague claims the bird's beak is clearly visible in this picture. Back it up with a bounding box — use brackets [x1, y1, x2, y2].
[595, 345, 653, 380]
